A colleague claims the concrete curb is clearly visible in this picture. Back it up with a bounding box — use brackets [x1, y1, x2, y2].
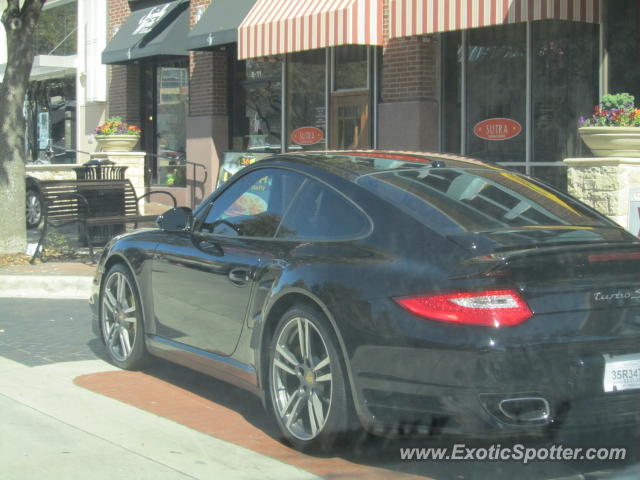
[0, 275, 93, 299]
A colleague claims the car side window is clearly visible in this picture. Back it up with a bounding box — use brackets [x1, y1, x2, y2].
[200, 169, 304, 238]
[277, 178, 369, 240]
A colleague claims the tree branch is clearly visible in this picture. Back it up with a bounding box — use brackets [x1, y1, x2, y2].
[1, 0, 20, 30]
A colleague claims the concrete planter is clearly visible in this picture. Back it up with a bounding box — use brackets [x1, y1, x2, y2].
[95, 134, 140, 152]
[578, 126, 640, 158]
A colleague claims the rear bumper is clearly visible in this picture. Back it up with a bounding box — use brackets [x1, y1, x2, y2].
[349, 342, 640, 437]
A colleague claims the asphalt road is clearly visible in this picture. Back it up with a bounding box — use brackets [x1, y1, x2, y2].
[1, 298, 639, 479]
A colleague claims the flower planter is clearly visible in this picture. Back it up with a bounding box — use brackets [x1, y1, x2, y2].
[95, 134, 140, 152]
[578, 127, 640, 158]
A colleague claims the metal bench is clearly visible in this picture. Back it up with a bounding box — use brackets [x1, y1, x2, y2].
[31, 178, 176, 263]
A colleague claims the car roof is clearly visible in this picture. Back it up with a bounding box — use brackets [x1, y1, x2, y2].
[258, 150, 504, 182]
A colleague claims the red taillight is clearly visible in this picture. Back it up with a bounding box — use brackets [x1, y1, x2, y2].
[394, 289, 532, 327]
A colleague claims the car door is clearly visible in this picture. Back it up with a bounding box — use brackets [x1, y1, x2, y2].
[151, 168, 304, 356]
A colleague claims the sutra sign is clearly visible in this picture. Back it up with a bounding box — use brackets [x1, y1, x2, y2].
[291, 127, 324, 146]
[474, 118, 522, 141]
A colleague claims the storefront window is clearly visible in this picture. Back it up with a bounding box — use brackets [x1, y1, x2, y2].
[26, 76, 76, 164]
[532, 21, 598, 189]
[466, 24, 526, 163]
[287, 50, 327, 151]
[607, 0, 640, 104]
[334, 46, 368, 90]
[442, 20, 599, 191]
[331, 46, 371, 150]
[442, 32, 462, 154]
[156, 61, 189, 187]
[232, 59, 282, 153]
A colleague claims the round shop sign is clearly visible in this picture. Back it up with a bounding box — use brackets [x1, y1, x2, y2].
[291, 127, 324, 146]
[473, 118, 522, 141]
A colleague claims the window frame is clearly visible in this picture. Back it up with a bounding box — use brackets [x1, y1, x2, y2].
[195, 167, 305, 240]
[194, 165, 373, 243]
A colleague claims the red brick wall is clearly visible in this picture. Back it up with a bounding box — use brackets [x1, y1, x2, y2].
[108, 0, 131, 35]
[382, 35, 438, 103]
[107, 0, 140, 125]
[188, 0, 228, 118]
[190, 0, 212, 27]
[190, 50, 228, 117]
[108, 65, 142, 127]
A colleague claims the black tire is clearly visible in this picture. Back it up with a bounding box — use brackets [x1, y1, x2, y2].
[99, 263, 148, 369]
[25, 188, 43, 229]
[267, 304, 350, 452]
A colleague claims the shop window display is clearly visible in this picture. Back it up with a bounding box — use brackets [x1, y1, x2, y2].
[287, 50, 327, 151]
[442, 21, 599, 191]
[156, 63, 189, 187]
[231, 59, 282, 153]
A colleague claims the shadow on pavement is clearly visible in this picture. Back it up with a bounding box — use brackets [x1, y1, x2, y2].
[114, 356, 639, 480]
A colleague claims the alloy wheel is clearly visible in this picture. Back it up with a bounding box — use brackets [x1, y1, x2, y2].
[101, 271, 138, 363]
[271, 316, 333, 441]
[26, 191, 42, 228]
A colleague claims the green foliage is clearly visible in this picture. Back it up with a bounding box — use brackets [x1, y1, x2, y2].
[34, 2, 77, 55]
[580, 93, 640, 127]
[43, 230, 75, 259]
[601, 93, 635, 110]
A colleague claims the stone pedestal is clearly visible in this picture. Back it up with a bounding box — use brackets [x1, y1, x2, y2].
[25, 164, 78, 181]
[564, 157, 640, 230]
[90, 152, 146, 213]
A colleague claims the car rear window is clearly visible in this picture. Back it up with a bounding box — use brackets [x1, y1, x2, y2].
[357, 167, 626, 248]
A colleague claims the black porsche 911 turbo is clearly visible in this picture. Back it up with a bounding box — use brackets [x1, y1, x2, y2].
[90, 151, 640, 452]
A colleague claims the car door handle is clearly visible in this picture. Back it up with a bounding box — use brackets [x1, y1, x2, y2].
[228, 268, 249, 287]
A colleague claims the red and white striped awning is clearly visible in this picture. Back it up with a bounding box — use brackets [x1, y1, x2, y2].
[238, 0, 383, 60]
[390, 0, 601, 38]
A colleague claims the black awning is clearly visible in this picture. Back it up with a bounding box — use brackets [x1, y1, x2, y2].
[102, 0, 189, 65]
[187, 0, 256, 51]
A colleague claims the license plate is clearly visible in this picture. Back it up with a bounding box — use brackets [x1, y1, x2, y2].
[603, 353, 640, 392]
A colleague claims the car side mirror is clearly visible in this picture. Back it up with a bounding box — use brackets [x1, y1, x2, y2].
[157, 207, 193, 232]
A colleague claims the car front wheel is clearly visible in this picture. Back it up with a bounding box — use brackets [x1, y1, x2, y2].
[268, 305, 350, 452]
[99, 264, 148, 369]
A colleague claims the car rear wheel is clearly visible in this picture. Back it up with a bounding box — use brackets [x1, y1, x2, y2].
[26, 189, 42, 229]
[99, 264, 148, 369]
[268, 305, 350, 452]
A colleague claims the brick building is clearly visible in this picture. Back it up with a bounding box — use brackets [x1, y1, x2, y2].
[101, 0, 640, 205]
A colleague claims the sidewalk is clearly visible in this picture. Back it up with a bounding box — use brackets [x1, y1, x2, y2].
[0, 260, 95, 299]
[0, 356, 320, 480]
[0, 201, 171, 299]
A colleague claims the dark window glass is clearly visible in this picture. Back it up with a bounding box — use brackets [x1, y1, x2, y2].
[442, 31, 462, 154]
[531, 20, 598, 188]
[278, 179, 369, 240]
[200, 169, 304, 238]
[287, 50, 327, 151]
[334, 46, 368, 90]
[358, 167, 628, 249]
[156, 62, 189, 187]
[466, 24, 526, 163]
[232, 59, 282, 153]
[607, 0, 640, 102]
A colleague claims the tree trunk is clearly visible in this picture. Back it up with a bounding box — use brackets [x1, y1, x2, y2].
[0, 0, 45, 254]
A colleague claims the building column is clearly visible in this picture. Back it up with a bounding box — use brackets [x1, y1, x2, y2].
[378, 35, 440, 151]
[564, 157, 640, 232]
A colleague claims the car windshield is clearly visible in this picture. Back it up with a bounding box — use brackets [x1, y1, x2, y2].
[358, 166, 633, 250]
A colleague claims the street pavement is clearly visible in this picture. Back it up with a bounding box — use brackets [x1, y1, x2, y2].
[0, 264, 639, 479]
[0, 298, 319, 480]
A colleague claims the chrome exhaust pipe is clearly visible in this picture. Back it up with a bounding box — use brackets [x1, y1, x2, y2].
[498, 397, 550, 423]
